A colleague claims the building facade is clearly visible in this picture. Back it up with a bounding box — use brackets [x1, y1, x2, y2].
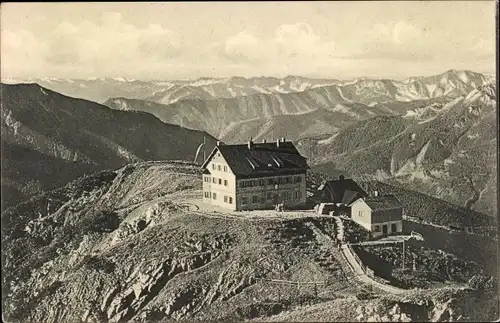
[350, 194, 404, 238]
[201, 139, 309, 211]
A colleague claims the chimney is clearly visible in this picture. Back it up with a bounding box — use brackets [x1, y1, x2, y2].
[248, 140, 253, 149]
[373, 191, 379, 197]
[263, 139, 267, 143]
[339, 175, 345, 181]
[276, 138, 281, 147]
[216, 141, 221, 146]
[281, 137, 286, 142]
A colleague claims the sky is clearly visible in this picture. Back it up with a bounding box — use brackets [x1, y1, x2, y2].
[1, 1, 496, 80]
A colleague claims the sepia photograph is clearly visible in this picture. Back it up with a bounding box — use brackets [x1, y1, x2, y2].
[1, 1, 498, 322]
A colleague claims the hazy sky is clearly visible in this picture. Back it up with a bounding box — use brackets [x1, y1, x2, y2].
[1, 1, 496, 80]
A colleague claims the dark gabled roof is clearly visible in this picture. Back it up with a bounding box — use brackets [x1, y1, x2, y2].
[342, 189, 364, 206]
[362, 195, 403, 211]
[322, 178, 368, 205]
[202, 141, 309, 178]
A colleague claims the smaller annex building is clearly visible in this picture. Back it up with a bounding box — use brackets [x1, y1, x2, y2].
[350, 193, 404, 238]
[316, 175, 368, 206]
[200, 138, 310, 211]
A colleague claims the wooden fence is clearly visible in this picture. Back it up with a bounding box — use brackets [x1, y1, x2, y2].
[255, 277, 326, 286]
[346, 243, 374, 278]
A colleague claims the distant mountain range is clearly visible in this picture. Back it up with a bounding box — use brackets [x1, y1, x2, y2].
[2, 75, 341, 105]
[5, 70, 493, 106]
[103, 70, 494, 143]
[1, 83, 217, 209]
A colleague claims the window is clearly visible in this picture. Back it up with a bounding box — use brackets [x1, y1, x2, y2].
[374, 225, 380, 232]
[259, 179, 265, 186]
[212, 177, 216, 184]
[218, 165, 221, 171]
[213, 193, 217, 200]
[267, 178, 274, 185]
[204, 192, 210, 198]
[223, 165, 227, 172]
[224, 196, 228, 203]
[294, 191, 299, 199]
[238, 181, 244, 188]
[218, 178, 222, 185]
[212, 164, 215, 170]
[242, 197, 248, 204]
[295, 176, 302, 183]
[224, 179, 228, 186]
[391, 223, 397, 233]
[229, 197, 233, 204]
[267, 192, 273, 200]
[252, 196, 258, 203]
[358, 210, 364, 217]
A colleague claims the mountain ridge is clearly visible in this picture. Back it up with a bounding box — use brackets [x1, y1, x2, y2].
[1, 83, 217, 209]
[298, 84, 497, 215]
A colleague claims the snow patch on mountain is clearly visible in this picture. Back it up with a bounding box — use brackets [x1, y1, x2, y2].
[458, 71, 470, 84]
[416, 140, 431, 166]
[330, 104, 361, 119]
[318, 133, 338, 145]
[3, 110, 22, 136]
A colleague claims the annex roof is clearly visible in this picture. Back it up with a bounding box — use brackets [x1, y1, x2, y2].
[362, 195, 404, 211]
[322, 178, 368, 205]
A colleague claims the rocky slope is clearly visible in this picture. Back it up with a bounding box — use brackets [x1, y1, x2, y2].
[2, 162, 497, 322]
[1, 83, 217, 209]
[299, 84, 497, 216]
[256, 287, 499, 322]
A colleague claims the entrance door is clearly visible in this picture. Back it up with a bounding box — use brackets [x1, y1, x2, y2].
[391, 223, 397, 233]
[382, 224, 388, 235]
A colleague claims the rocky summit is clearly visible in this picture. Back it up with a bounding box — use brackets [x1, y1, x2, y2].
[2, 161, 497, 322]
